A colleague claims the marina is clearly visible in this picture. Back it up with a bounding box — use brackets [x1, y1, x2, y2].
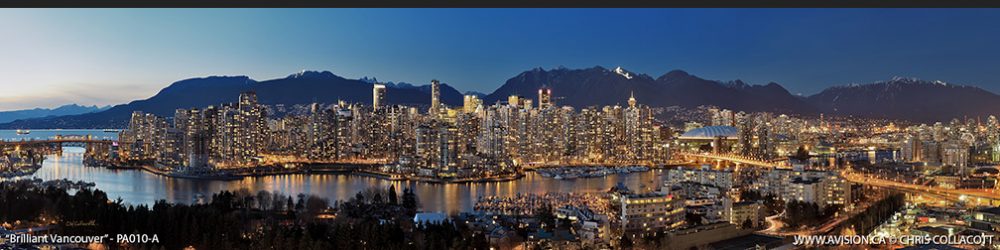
[535, 165, 650, 180]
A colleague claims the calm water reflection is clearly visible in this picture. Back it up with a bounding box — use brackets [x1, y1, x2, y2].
[14, 130, 665, 213]
[0, 129, 118, 141]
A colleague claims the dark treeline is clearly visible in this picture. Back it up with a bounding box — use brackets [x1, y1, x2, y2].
[0, 180, 488, 249]
[783, 200, 841, 228]
[739, 190, 783, 216]
[840, 193, 905, 235]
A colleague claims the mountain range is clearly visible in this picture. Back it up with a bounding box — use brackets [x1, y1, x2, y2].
[805, 76, 1000, 122]
[1, 67, 997, 129]
[0, 104, 109, 124]
[483, 66, 814, 114]
[0, 71, 464, 129]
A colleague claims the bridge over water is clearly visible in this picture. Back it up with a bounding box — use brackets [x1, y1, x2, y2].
[676, 152, 786, 168]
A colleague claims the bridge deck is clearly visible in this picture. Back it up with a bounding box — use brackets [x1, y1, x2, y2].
[676, 152, 783, 167]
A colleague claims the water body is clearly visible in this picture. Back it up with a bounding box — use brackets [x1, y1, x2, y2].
[3, 130, 664, 213]
[0, 129, 119, 142]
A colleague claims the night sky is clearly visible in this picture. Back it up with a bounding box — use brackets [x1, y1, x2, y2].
[2, 9, 999, 110]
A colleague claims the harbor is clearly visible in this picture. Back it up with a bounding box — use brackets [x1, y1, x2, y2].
[17, 143, 664, 212]
[535, 165, 650, 180]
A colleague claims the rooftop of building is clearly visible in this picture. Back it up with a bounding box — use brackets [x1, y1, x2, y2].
[733, 201, 761, 207]
[413, 212, 448, 224]
[624, 192, 671, 199]
[791, 177, 822, 184]
[912, 226, 952, 236]
[678, 126, 738, 140]
[707, 233, 785, 250]
[977, 206, 1000, 215]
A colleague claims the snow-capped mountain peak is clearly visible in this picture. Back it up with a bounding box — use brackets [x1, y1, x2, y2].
[613, 66, 633, 80]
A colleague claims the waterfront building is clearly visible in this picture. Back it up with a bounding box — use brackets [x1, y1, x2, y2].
[185, 108, 210, 169]
[116, 86, 668, 178]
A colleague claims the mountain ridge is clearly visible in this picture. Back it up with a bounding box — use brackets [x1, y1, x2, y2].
[1, 67, 997, 128]
[0, 104, 109, 124]
[805, 77, 1000, 122]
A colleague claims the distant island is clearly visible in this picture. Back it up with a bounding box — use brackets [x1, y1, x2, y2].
[0, 104, 108, 124]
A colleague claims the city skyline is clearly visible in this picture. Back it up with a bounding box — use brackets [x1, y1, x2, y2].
[6, 5, 1000, 250]
[3, 8, 1000, 111]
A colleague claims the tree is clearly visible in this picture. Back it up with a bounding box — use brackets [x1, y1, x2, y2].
[698, 144, 713, 152]
[536, 203, 556, 228]
[620, 235, 634, 249]
[305, 195, 329, 215]
[685, 212, 704, 226]
[387, 186, 398, 205]
[296, 194, 306, 211]
[402, 188, 418, 215]
[256, 190, 272, 211]
[791, 145, 811, 161]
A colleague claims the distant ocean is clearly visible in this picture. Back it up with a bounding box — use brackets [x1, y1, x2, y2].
[0, 129, 118, 141]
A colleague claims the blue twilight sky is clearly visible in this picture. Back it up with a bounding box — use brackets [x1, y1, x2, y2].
[1, 8, 999, 111]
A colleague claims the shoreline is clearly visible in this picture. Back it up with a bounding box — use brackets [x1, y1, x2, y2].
[75, 154, 671, 184]
[0, 164, 42, 179]
[92, 160, 526, 183]
[80, 157, 666, 184]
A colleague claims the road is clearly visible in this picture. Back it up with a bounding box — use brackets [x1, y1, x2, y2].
[760, 211, 786, 235]
[840, 169, 1000, 206]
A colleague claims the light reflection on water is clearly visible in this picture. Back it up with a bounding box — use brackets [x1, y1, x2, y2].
[29, 147, 664, 213]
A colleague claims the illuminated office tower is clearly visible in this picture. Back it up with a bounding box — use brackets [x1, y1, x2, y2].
[507, 95, 522, 108]
[538, 86, 552, 109]
[186, 108, 210, 169]
[463, 95, 481, 113]
[430, 79, 441, 116]
[147, 113, 169, 163]
[414, 120, 443, 170]
[373, 84, 386, 110]
[174, 109, 190, 133]
[334, 102, 354, 159]
[478, 108, 507, 159]
[438, 123, 459, 173]
[236, 91, 266, 165]
[214, 104, 238, 164]
[202, 105, 220, 160]
[172, 109, 191, 164]
[627, 92, 637, 108]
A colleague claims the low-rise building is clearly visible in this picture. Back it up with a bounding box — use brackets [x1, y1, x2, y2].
[619, 192, 685, 238]
[665, 166, 736, 190]
[970, 207, 1000, 233]
[728, 201, 762, 229]
[755, 168, 849, 209]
